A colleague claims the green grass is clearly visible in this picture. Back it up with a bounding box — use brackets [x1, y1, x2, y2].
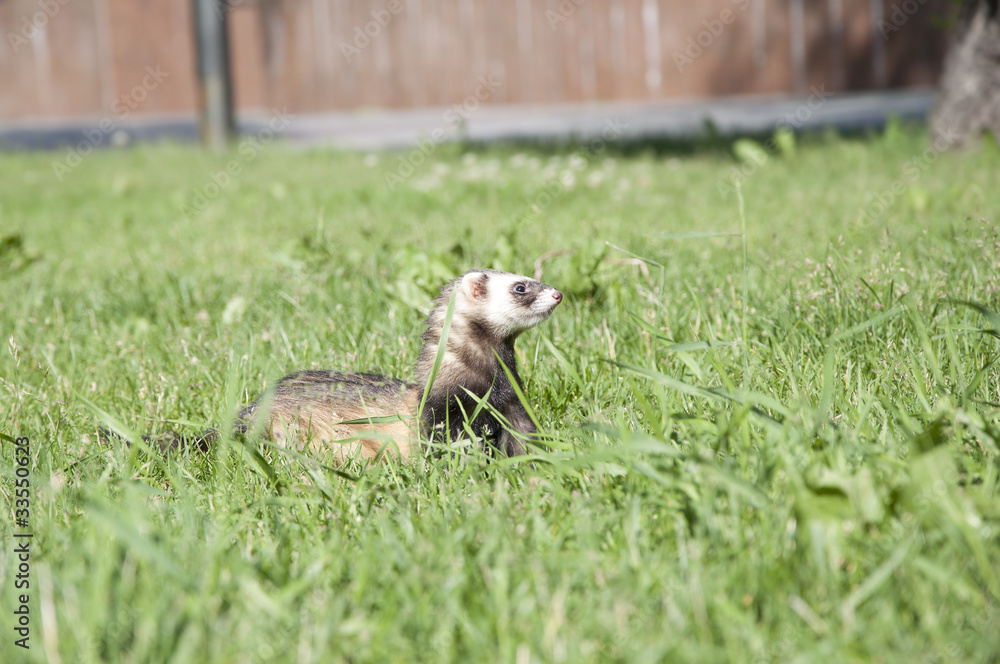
[1, 126, 999, 663]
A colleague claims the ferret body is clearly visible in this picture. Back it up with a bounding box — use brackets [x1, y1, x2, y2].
[233, 269, 562, 461]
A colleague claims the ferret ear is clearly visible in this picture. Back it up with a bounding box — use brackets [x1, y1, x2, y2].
[459, 271, 489, 300]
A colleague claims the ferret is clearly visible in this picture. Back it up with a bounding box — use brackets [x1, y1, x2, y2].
[110, 270, 562, 462]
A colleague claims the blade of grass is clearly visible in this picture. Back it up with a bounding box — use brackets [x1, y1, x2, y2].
[417, 286, 458, 429]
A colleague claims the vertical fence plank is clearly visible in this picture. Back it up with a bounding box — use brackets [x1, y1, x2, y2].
[841, 0, 876, 89]
[620, 0, 646, 99]
[883, 0, 951, 88]
[640, 0, 662, 98]
[802, 0, 834, 92]
[530, 0, 558, 104]
[230, 5, 265, 112]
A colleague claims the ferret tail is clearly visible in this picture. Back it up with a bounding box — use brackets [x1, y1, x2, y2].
[98, 406, 255, 455]
[98, 426, 218, 454]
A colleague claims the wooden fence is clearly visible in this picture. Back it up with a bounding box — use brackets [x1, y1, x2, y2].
[0, 0, 951, 121]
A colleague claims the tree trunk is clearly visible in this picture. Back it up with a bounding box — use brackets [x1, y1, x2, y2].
[929, 0, 1000, 148]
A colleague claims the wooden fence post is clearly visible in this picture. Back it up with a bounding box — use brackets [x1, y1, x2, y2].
[193, 0, 235, 150]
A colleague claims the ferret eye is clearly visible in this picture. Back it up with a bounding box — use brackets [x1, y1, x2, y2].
[514, 284, 526, 294]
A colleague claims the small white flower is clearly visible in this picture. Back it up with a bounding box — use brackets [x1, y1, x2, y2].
[586, 172, 605, 188]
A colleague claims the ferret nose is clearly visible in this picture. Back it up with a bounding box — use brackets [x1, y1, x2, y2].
[552, 290, 562, 302]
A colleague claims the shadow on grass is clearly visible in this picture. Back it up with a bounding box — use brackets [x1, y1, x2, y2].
[455, 119, 923, 161]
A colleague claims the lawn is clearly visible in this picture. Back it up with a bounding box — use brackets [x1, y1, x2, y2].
[1, 124, 999, 663]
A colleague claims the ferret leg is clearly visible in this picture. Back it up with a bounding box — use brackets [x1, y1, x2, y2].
[498, 403, 536, 456]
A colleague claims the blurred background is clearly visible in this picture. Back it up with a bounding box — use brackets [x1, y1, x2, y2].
[0, 0, 956, 147]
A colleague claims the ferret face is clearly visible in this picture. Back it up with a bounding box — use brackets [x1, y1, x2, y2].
[458, 270, 562, 339]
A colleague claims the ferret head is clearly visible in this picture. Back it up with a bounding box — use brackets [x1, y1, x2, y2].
[452, 269, 562, 341]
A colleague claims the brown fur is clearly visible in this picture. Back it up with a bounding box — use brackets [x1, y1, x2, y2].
[239, 371, 421, 462]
